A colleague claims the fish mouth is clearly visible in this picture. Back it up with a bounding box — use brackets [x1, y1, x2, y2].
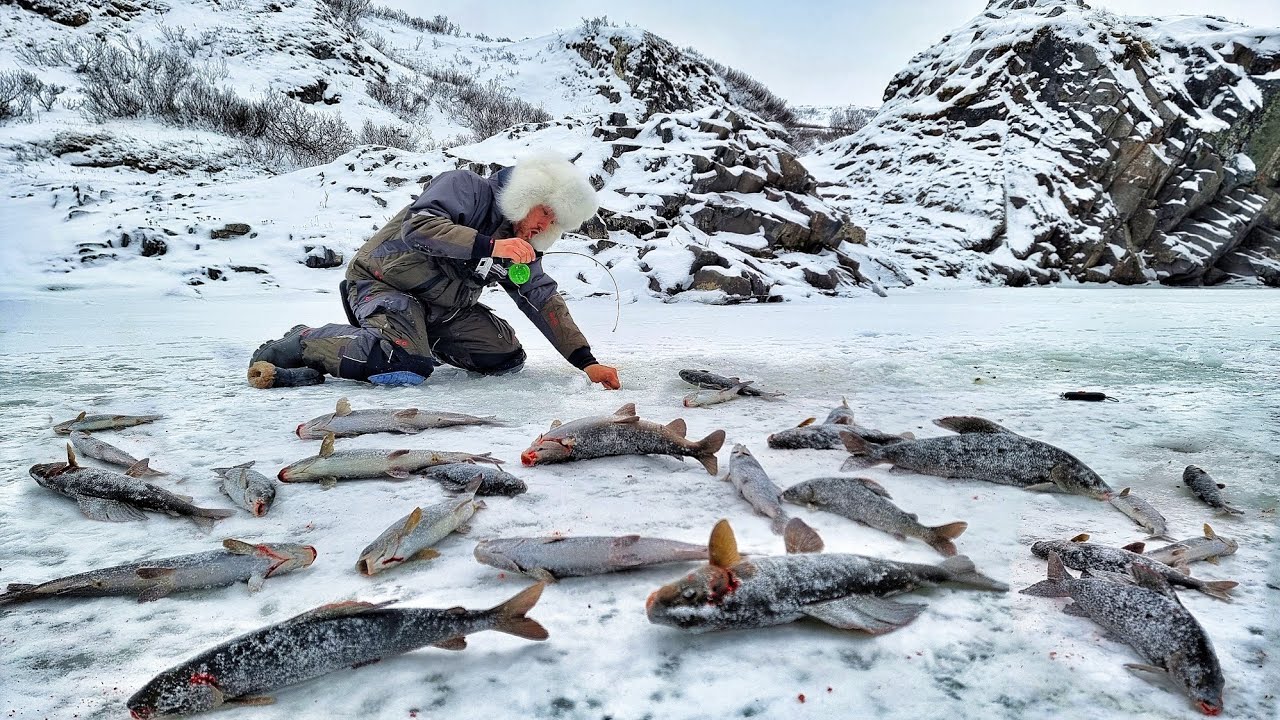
[252, 500, 268, 517]
[295, 424, 305, 438]
[520, 450, 538, 466]
[277, 468, 289, 482]
[1198, 702, 1221, 716]
[130, 708, 154, 720]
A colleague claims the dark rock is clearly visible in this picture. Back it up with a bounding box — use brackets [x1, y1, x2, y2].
[580, 215, 610, 240]
[691, 267, 753, 298]
[689, 246, 730, 275]
[304, 246, 344, 269]
[230, 265, 269, 274]
[211, 223, 252, 239]
[140, 236, 167, 257]
[803, 267, 841, 290]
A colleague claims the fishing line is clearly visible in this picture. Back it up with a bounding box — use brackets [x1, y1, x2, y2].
[509, 251, 621, 333]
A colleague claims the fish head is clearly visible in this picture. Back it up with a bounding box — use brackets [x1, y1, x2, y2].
[258, 542, 318, 576]
[521, 433, 573, 466]
[1051, 464, 1114, 500]
[730, 444, 753, 459]
[276, 458, 315, 482]
[1029, 540, 1067, 559]
[645, 565, 743, 631]
[356, 528, 411, 576]
[1166, 652, 1224, 716]
[295, 417, 331, 439]
[473, 541, 523, 573]
[28, 462, 71, 485]
[779, 480, 820, 506]
[127, 671, 224, 718]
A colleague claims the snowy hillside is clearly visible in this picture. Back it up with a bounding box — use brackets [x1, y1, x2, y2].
[806, 0, 1280, 287]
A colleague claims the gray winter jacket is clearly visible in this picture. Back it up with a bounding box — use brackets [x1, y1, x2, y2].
[346, 168, 597, 369]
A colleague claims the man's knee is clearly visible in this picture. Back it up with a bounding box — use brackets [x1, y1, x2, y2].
[340, 339, 437, 382]
[466, 348, 526, 375]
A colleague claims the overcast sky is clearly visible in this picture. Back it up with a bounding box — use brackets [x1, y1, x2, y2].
[378, 1, 1280, 108]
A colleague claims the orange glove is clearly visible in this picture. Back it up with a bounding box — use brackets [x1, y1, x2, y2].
[585, 364, 621, 390]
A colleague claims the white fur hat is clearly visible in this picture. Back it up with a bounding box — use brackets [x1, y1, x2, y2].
[498, 151, 599, 251]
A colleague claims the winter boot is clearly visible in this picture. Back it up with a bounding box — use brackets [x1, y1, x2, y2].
[248, 361, 325, 389]
[250, 324, 311, 368]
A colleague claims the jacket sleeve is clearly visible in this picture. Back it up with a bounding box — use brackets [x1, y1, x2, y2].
[402, 171, 496, 260]
[502, 260, 597, 370]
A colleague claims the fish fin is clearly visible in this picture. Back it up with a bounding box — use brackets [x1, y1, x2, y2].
[392, 408, 420, 421]
[1123, 663, 1168, 678]
[190, 508, 234, 531]
[1127, 564, 1176, 597]
[926, 522, 968, 557]
[1221, 504, 1245, 515]
[1216, 483, 1226, 489]
[433, 637, 467, 651]
[387, 468, 411, 479]
[490, 582, 549, 640]
[796, 417, 817, 428]
[283, 599, 396, 625]
[388, 449, 411, 459]
[335, 398, 352, 416]
[398, 506, 424, 535]
[319, 433, 335, 458]
[610, 414, 641, 424]
[803, 595, 926, 634]
[665, 418, 688, 437]
[932, 416, 1009, 434]
[66, 443, 79, 468]
[899, 431, 916, 440]
[412, 548, 441, 562]
[226, 696, 275, 707]
[1061, 601, 1091, 618]
[1020, 552, 1072, 597]
[1199, 580, 1238, 601]
[76, 411, 87, 421]
[172, 493, 195, 504]
[853, 477, 891, 497]
[76, 496, 147, 522]
[1205, 556, 1219, 565]
[320, 477, 338, 490]
[695, 430, 725, 475]
[1118, 487, 1131, 498]
[1070, 534, 1090, 543]
[1121, 542, 1146, 554]
[455, 524, 472, 535]
[784, 518, 824, 554]
[550, 419, 562, 429]
[247, 573, 265, 593]
[526, 568, 558, 583]
[939, 555, 1009, 591]
[463, 477, 483, 498]
[137, 583, 174, 603]
[614, 403, 637, 417]
[708, 519, 741, 568]
[124, 458, 153, 478]
[1022, 482, 1062, 493]
[135, 567, 176, 580]
[607, 535, 648, 568]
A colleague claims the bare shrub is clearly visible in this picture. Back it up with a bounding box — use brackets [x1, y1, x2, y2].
[452, 80, 550, 139]
[0, 71, 42, 121]
[365, 6, 459, 36]
[324, 0, 372, 30]
[357, 119, 423, 151]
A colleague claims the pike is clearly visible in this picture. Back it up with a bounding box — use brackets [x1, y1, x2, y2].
[296, 397, 503, 439]
[1030, 535, 1238, 601]
[29, 446, 234, 528]
[646, 519, 1007, 635]
[683, 382, 753, 408]
[1181, 466, 1244, 515]
[278, 433, 502, 489]
[781, 476, 968, 556]
[520, 404, 725, 475]
[126, 584, 548, 719]
[53, 411, 162, 435]
[1145, 525, 1239, 568]
[474, 535, 711, 582]
[418, 463, 527, 497]
[678, 369, 784, 398]
[1020, 553, 1225, 716]
[0, 539, 315, 605]
[840, 416, 1114, 499]
[212, 461, 278, 517]
[724, 445, 823, 547]
[768, 400, 914, 449]
[70, 431, 166, 476]
[356, 479, 485, 575]
[1110, 487, 1174, 540]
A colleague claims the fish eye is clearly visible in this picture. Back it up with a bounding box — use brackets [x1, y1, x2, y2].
[681, 588, 697, 600]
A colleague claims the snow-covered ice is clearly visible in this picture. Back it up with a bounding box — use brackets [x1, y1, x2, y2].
[1, 286, 1277, 719]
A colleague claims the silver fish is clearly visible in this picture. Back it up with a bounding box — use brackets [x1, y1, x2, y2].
[418, 463, 527, 497]
[683, 382, 753, 408]
[1031, 536, 1237, 601]
[53, 411, 162, 435]
[1110, 487, 1174, 540]
[768, 405, 914, 449]
[520, 403, 725, 474]
[29, 446, 233, 528]
[678, 369, 784, 398]
[127, 584, 547, 718]
[646, 520, 1007, 634]
[69, 431, 165, 476]
[841, 416, 1114, 499]
[1145, 524, 1239, 568]
[1021, 553, 1225, 715]
[0, 539, 315, 605]
[278, 433, 502, 489]
[296, 397, 503, 439]
[725, 445, 822, 548]
[356, 479, 485, 575]
[781, 476, 967, 556]
[1181, 466, 1243, 515]
[212, 461, 278, 517]
[475, 535, 710, 582]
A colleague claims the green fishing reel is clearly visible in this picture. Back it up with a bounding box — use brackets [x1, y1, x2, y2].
[508, 262, 532, 285]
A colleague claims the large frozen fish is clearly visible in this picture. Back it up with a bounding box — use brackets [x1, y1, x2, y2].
[1110, 487, 1174, 540]
[69, 431, 166, 476]
[768, 399, 913, 449]
[474, 535, 710, 582]
[678, 369, 784, 398]
[1181, 466, 1244, 515]
[53, 411, 162, 435]
[418, 463, 527, 497]
[279, 434, 501, 488]
[520, 404, 725, 474]
[356, 479, 485, 575]
[781, 476, 967, 556]
[1031, 536, 1237, 601]
[724, 445, 821, 549]
[296, 397, 503, 439]
[1144, 525, 1239, 568]
[213, 461, 278, 516]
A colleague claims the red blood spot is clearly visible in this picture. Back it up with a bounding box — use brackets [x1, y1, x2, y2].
[295, 423, 305, 437]
[189, 673, 219, 688]
[797, 694, 806, 704]
[1049, 652, 1057, 659]
[1199, 702, 1221, 716]
[498, 572, 506, 579]
[520, 450, 538, 466]
[277, 468, 289, 482]
[826, 687, 832, 693]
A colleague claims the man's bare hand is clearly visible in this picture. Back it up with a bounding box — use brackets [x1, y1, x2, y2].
[493, 237, 536, 264]
[585, 364, 621, 390]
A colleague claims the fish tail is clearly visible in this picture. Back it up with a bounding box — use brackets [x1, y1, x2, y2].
[939, 555, 1010, 592]
[190, 507, 235, 530]
[1019, 552, 1071, 597]
[694, 429, 726, 475]
[838, 432, 878, 470]
[1200, 580, 1238, 601]
[926, 521, 968, 557]
[1221, 504, 1245, 516]
[490, 583, 549, 641]
[783, 518, 824, 554]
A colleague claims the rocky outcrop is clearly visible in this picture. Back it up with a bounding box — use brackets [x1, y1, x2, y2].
[807, 0, 1280, 286]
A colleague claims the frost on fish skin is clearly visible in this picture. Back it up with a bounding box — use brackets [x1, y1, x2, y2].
[1146, 531, 1238, 567]
[781, 477, 965, 555]
[475, 536, 707, 578]
[419, 463, 527, 497]
[726, 446, 790, 534]
[1030, 540, 1236, 599]
[214, 463, 277, 516]
[1182, 466, 1244, 515]
[1110, 488, 1172, 539]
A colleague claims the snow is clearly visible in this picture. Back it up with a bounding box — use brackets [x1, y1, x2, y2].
[2, 286, 1277, 719]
